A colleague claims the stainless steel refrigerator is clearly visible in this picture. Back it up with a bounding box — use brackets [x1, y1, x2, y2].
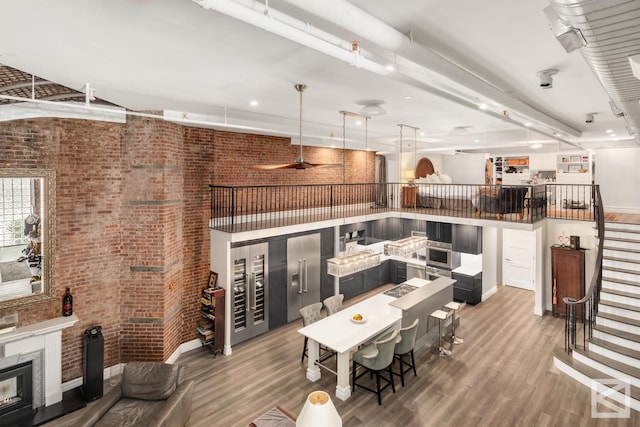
[230, 242, 269, 345]
[287, 233, 321, 322]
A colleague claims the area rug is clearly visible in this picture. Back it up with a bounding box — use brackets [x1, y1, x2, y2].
[0, 260, 31, 282]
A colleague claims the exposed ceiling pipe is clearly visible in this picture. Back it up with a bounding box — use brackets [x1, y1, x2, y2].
[280, 0, 582, 138]
[192, 0, 389, 75]
[548, 0, 640, 143]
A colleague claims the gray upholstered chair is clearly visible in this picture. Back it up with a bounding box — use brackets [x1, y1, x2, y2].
[300, 302, 323, 363]
[393, 318, 420, 387]
[76, 362, 193, 427]
[322, 294, 344, 316]
[351, 329, 399, 405]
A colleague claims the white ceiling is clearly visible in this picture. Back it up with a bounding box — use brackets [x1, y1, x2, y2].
[0, 0, 637, 154]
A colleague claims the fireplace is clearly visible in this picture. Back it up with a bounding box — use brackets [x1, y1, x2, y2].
[0, 361, 34, 424]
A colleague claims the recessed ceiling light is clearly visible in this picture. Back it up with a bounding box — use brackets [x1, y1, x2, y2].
[386, 65, 395, 72]
[605, 129, 613, 133]
[478, 103, 488, 110]
[474, 139, 479, 143]
[530, 143, 543, 149]
[404, 96, 413, 100]
[610, 133, 616, 137]
[249, 100, 259, 107]
[419, 132, 424, 136]
[355, 121, 362, 125]
[524, 122, 533, 127]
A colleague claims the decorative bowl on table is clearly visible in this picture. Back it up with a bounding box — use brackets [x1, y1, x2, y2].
[350, 313, 367, 323]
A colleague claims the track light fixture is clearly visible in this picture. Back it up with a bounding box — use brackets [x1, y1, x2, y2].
[538, 69, 558, 89]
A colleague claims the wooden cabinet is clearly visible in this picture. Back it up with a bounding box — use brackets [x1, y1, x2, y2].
[198, 287, 225, 356]
[452, 224, 482, 254]
[427, 221, 452, 243]
[551, 246, 585, 319]
[401, 186, 416, 208]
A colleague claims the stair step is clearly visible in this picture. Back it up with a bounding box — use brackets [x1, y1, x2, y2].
[602, 266, 640, 283]
[603, 255, 640, 265]
[602, 276, 640, 288]
[601, 288, 640, 300]
[593, 324, 640, 345]
[553, 349, 640, 411]
[604, 236, 640, 245]
[602, 262, 640, 274]
[600, 299, 640, 313]
[605, 223, 640, 234]
[603, 258, 640, 276]
[589, 337, 640, 363]
[598, 311, 640, 327]
[573, 348, 640, 386]
[603, 245, 640, 255]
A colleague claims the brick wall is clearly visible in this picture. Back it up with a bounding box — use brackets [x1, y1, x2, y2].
[0, 117, 375, 381]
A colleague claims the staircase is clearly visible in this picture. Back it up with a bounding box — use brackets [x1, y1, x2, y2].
[554, 221, 640, 412]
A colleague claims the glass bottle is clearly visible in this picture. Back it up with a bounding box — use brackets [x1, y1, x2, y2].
[62, 287, 73, 316]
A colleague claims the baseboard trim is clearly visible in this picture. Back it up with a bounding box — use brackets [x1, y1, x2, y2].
[482, 286, 497, 302]
[166, 338, 202, 364]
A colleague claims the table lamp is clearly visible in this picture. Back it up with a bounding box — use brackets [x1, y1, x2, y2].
[403, 170, 415, 185]
[296, 391, 342, 427]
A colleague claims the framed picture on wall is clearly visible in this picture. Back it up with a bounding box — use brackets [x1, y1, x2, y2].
[208, 271, 218, 289]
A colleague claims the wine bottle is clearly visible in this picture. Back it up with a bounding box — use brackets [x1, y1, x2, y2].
[62, 287, 73, 316]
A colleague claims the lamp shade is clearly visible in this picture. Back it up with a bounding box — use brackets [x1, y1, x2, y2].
[296, 391, 342, 427]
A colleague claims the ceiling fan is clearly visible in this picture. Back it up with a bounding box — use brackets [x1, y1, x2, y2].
[251, 84, 342, 170]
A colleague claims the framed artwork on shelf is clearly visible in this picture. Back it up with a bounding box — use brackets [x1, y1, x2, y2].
[569, 165, 581, 172]
[570, 155, 581, 163]
[208, 271, 218, 289]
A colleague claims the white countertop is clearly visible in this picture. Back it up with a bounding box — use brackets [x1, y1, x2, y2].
[452, 265, 482, 276]
[298, 293, 402, 354]
[390, 277, 456, 311]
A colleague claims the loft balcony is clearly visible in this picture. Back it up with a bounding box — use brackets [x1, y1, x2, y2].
[210, 183, 597, 233]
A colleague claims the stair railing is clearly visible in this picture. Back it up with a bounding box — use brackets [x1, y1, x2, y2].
[564, 185, 604, 353]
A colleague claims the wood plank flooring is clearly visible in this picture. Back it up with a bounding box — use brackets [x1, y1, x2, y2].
[46, 284, 638, 427]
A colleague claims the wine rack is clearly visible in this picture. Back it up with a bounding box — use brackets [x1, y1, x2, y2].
[233, 258, 247, 332]
[197, 286, 225, 356]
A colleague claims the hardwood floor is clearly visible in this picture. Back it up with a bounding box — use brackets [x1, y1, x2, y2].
[46, 284, 638, 427]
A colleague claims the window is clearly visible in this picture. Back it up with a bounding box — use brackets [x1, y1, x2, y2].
[0, 178, 34, 247]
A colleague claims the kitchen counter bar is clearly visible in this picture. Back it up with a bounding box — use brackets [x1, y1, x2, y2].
[389, 277, 456, 353]
[389, 277, 455, 311]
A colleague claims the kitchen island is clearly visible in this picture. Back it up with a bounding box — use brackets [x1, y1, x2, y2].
[298, 276, 455, 401]
[389, 277, 456, 352]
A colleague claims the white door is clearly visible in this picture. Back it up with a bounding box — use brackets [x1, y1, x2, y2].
[503, 229, 534, 290]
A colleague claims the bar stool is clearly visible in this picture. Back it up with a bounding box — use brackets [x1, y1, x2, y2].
[430, 310, 451, 357]
[444, 301, 464, 345]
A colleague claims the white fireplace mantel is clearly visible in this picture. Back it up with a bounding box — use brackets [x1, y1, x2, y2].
[0, 314, 78, 407]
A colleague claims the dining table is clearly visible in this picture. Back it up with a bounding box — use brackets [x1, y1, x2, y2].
[298, 293, 403, 401]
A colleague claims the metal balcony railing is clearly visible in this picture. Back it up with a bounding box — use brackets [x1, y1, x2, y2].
[210, 183, 598, 233]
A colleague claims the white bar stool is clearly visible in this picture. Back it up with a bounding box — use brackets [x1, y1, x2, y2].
[430, 310, 451, 357]
[444, 301, 464, 345]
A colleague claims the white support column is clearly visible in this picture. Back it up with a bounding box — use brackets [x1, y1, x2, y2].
[44, 330, 63, 406]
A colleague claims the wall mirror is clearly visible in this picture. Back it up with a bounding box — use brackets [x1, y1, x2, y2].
[0, 169, 55, 309]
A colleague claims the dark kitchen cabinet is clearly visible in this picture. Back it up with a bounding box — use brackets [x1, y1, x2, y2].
[340, 272, 365, 301]
[364, 265, 380, 292]
[269, 237, 287, 268]
[369, 218, 403, 241]
[452, 224, 482, 254]
[268, 265, 288, 329]
[427, 221, 452, 243]
[389, 260, 407, 284]
[379, 260, 390, 285]
[320, 228, 334, 258]
[452, 271, 482, 305]
[551, 247, 585, 319]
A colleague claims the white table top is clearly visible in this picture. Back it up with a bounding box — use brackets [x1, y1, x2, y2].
[298, 294, 402, 354]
